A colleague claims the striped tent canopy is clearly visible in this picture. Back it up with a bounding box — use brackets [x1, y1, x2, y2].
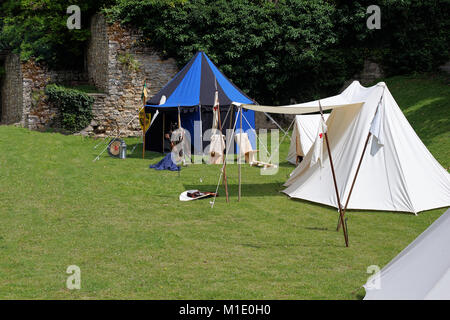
[145, 51, 254, 109]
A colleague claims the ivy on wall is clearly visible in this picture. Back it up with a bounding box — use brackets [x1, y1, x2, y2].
[45, 84, 94, 132]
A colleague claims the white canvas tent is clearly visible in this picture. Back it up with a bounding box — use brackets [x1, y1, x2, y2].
[287, 114, 330, 165]
[281, 81, 450, 214]
[238, 81, 450, 214]
[364, 208, 450, 300]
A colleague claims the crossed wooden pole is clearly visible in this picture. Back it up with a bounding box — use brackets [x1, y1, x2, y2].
[318, 101, 349, 247]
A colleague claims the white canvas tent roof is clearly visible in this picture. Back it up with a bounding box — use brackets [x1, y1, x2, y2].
[270, 80, 449, 214]
[364, 208, 450, 300]
[287, 114, 330, 165]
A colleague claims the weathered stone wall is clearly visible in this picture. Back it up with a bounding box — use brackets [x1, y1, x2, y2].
[1, 54, 23, 125]
[87, 14, 109, 94]
[20, 59, 89, 130]
[85, 14, 178, 137]
[0, 14, 178, 136]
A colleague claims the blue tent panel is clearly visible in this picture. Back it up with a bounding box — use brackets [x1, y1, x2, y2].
[203, 54, 254, 105]
[159, 53, 202, 108]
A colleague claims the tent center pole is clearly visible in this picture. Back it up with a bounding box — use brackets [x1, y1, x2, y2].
[238, 107, 243, 202]
[162, 112, 165, 154]
[319, 101, 349, 247]
[218, 103, 229, 202]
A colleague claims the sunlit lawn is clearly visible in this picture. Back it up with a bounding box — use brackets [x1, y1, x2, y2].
[0, 74, 448, 299]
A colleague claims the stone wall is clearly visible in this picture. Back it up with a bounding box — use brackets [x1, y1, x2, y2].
[20, 59, 89, 130]
[1, 54, 23, 125]
[87, 14, 109, 94]
[85, 14, 178, 137]
[0, 14, 178, 137]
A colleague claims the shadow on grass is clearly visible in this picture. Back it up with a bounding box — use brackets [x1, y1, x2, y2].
[289, 196, 419, 217]
[126, 144, 164, 160]
[183, 182, 285, 196]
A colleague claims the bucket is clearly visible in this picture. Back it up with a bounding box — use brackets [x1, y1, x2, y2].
[119, 140, 127, 159]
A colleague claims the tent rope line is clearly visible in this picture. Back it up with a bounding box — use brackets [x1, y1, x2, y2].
[93, 106, 145, 162]
[211, 110, 294, 208]
[92, 106, 160, 162]
[266, 117, 296, 165]
[241, 111, 295, 166]
[263, 112, 291, 138]
[93, 105, 144, 151]
[244, 111, 295, 164]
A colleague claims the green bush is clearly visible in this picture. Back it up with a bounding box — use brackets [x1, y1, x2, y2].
[0, 0, 114, 69]
[45, 84, 94, 133]
[2, 1, 448, 104]
[106, 0, 449, 104]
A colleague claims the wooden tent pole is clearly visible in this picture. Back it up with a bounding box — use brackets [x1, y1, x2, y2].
[199, 105, 203, 161]
[142, 115, 146, 159]
[319, 101, 349, 247]
[162, 112, 165, 153]
[337, 132, 372, 231]
[217, 104, 229, 202]
[238, 107, 243, 202]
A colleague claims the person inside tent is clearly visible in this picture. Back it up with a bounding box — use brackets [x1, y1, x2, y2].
[164, 121, 178, 152]
[149, 120, 184, 172]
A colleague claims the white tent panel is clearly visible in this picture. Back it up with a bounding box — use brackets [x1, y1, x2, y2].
[364, 208, 450, 300]
[234, 102, 364, 115]
[287, 114, 330, 165]
[283, 81, 450, 214]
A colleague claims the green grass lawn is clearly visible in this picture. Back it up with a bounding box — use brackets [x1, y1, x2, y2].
[0, 74, 448, 299]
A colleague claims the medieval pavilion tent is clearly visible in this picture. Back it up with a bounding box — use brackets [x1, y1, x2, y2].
[237, 81, 450, 214]
[145, 51, 256, 154]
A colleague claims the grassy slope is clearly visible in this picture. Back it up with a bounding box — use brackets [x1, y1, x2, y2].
[0, 74, 448, 299]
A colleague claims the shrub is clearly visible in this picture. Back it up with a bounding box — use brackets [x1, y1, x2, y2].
[45, 84, 94, 133]
[106, 0, 449, 104]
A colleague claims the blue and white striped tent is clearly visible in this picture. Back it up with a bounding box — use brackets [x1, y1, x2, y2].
[145, 51, 256, 153]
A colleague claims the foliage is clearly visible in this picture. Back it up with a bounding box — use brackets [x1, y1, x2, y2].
[118, 53, 141, 72]
[1, 0, 448, 103]
[106, 0, 449, 104]
[336, 0, 450, 74]
[0, 0, 114, 69]
[106, 0, 343, 104]
[45, 84, 94, 132]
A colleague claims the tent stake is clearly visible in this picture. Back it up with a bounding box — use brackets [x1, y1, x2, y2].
[319, 101, 349, 247]
[337, 132, 372, 231]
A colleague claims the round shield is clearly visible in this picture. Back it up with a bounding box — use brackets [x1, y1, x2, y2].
[107, 138, 124, 158]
